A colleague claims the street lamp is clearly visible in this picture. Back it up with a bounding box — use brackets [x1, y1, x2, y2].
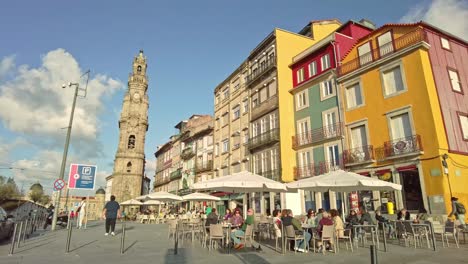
[441, 153, 453, 198]
[49, 68, 91, 231]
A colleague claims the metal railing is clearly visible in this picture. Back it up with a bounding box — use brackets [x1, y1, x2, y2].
[292, 122, 343, 149]
[180, 147, 195, 160]
[375, 135, 422, 160]
[154, 177, 171, 187]
[258, 168, 281, 182]
[338, 28, 428, 76]
[294, 160, 343, 180]
[343, 145, 374, 165]
[245, 57, 276, 86]
[195, 160, 213, 173]
[170, 169, 182, 180]
[248, 128, 280, 150]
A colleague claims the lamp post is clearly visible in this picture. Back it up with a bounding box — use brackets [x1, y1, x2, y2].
[441, 153, 453, 198]
[51, 82, 80, 231]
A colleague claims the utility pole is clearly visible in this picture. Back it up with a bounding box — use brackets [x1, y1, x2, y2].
[441, 153, 452, 198]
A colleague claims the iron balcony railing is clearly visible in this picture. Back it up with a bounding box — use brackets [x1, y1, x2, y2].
[170, 168, 182, 180]
[180, 147, 195, 160]
[294, 160, 343, 180]
[248, 128, 280, 150]
[195, 160, 213, 173]
[245, 57, 276, 86]
[338, 28, 428, 76]
[258, 168, 281, 182]
[153, 177, 170, 187]
[343, 145, 374, 165]
[375, 135, 423, 160]
[292, 122, 343, 149]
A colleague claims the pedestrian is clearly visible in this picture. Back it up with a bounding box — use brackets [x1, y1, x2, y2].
[77, 197, 87, 229]
[102, 195, 121, 236]
[448, 197, 466, 230]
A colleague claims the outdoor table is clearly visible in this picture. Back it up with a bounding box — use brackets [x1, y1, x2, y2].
[301, 224, 317, 250]
[222, 223, 240, 254]
[352, 224, 379, 249]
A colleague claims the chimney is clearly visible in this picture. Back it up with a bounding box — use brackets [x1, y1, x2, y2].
[359, 19, 376, 30]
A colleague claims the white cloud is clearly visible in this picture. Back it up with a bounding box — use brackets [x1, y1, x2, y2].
[0, 55, 15, 78]
[401, 0, 468, 40]
[0, 49, 124, 157]
[145, 158, 156, 181]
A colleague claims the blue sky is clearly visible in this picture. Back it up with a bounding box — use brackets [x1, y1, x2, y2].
[0, 0, 466, 194]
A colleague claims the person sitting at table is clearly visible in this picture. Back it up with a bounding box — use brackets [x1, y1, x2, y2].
[316, 211, 334, 252]
[224, 208, 233, 221]
[315, 208, 324, 227]
[230, 209, 262, 251]
[345, 209, 359, 238]
[359, 206, 375, 225]
[414, 208, 429, 223]
[272, 209, 282, 230]
[282, 209, 311, 253]
[375, 209, 395, 238]
[397, 208, 410, 221]
[303, 209, 317, 227]
[205, 208, 219, 229]
[229, 209, 244, 228]
[330, 209, 345, 238]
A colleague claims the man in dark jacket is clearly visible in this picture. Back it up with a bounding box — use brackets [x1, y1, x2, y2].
[102, 195, 121, 236]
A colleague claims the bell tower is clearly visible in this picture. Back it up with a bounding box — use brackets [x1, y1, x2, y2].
[107, 50, 149, 202]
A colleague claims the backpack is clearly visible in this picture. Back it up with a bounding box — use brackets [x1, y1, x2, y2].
[456, 202, 466, 214]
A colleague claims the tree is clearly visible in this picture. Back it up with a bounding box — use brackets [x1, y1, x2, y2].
[0, 176, 21, 201]
[39, 195, 51, 205]
[29, 183, 44, 203]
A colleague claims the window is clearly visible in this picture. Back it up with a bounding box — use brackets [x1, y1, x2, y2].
[233, 105, 240, 120]
[126, 162, 132, 173]
[215, 95, 220, 105]
[207, 136, 213, 146]
[215, 118, 220, 129]
[296, 90, 309, 110]
[137, 65, 142, 73]
[233, 80, 240, 91]
[271, 148, 279, 171]
[222, 113, 229, 126]
[232, 163, 241, 173]
[270, 112, 278, 129]
[382, 65, 405, 96]
[243, 130, 249, 144]
[297, 68, 305, 83]
[260, 118, 268, 134]
[350, 125, 368, 149]
[243, 100, 249, 113]
[448, 69, 462, 92]
[459, 114, 468, 140]
[308, 61, 317, 77]
[297, 118, 310, 145]
[222, 139, 229, 153]
[321, 80, 335, 99]
[269, 80, 277, 97]
[298, 150, 312, 168]
[326, 144, 340, 167]
[390, 113, 412, 140]
[261, 151, 270, 173]
[252, 93, 258, 108]
[323, 109, 338, 137]
[441, 37, 451, 50]
[128, 135, 135, 149]
[321, 54, 330, 70]
[222, 167, 229, 176]
[260, 87, 267, 103]
[252, 123, 259, 137]
[345, 82, 363, 109]
[358, 42, 372, 65]
[223, 89, 229, 100]
[377, 31, 393, 57]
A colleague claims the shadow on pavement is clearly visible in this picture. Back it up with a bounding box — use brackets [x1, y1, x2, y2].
[124, 240, 138, 253]
[234, 253, 271, 264]
[69, 240, 98, 253]
[164, 248, 188, 264]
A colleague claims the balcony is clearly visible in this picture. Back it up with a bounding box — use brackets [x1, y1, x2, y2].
[294, 160, 343, 180]
[195, 160, 213, 173]
[338, 28, 428, 77]
[153, 177, 170, 188]
[375, 135, 423, 161]
[180, 147, 195, 160]
[245, 57, 276, 86]
[258, 169, 281, 182]
[170, 168, 182, 180]
[292, 122, 343, 149]
[248, 128, 280, 151]
[343, 145, 375, 166]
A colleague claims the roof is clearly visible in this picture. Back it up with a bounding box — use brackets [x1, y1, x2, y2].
[95, 188, 105, 195]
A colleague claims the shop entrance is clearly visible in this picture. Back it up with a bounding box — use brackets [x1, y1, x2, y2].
[400, 170, 424, 211]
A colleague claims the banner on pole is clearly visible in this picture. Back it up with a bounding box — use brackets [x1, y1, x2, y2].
[68, 163, 97, 190]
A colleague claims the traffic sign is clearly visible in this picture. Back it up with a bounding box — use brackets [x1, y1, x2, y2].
[53, 179, 66, 191]
[67, 163, 97, 190]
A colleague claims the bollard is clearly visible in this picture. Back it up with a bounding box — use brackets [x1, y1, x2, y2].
[120, 223, 126, 254]
[370, 245, 378, 264]
[22, 219, 29, 244]
[8, 223, 18, 256]
[65, 222, 73, 253]
[281, 223, 285, 254]
[16, 221, 23, 249]
[379, 222, 387, 252]
[174, 221, 179, 255]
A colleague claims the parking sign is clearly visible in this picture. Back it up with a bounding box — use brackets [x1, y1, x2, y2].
[68, 163, 97, 190]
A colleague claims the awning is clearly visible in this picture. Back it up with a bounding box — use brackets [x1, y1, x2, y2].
[397, 165, 417, 172]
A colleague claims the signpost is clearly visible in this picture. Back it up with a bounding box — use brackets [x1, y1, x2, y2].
[67, 164, 97, 229]
[53, 179, 66, 192]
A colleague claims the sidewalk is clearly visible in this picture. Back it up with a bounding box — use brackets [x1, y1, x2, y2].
[1, 221, 467, 264]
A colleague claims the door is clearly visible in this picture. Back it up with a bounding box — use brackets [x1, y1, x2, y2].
[350, 125, 368, 161]
[324, 111, 337, 138]
[378, 31, 393, 57]
[297, 119, 310, 145]
[390, 113, 413, 155]
[400, 170, 424, 211]
[358, 42, 372, 65]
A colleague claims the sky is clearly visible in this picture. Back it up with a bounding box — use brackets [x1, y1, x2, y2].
[0, 0, 467, 195]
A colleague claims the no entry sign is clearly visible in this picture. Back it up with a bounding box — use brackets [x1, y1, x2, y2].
[53, 179, 66, 191]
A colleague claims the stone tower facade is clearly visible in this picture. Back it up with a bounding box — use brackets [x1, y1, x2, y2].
[108, 50, 149, 203]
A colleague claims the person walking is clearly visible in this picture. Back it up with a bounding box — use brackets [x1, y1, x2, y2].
[102, 195, 121, 236]
[448, 197, 466, 230]
[77, 197, 87, 229]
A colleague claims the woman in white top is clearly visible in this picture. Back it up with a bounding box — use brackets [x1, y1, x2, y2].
[303, 209, 317, 227]
[77, 197, 87, 229]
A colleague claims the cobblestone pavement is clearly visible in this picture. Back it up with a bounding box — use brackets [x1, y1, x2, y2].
[0, 221, 467, 264]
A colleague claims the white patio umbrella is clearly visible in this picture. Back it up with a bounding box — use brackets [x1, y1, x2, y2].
[145, 191, 183, 202]
[286, 169, 402, 192]
[143, 200, 164, 205]
[120, 199, 143, 206]
[192, 171, 287, 193]
[182, 192, 221, 201]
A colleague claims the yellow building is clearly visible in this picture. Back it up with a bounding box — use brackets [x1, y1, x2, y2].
[337, 22, 468, 216]
[54, 187, 106, 221]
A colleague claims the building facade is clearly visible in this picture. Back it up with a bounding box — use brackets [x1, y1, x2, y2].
[337, 22, 468, 214]
[51, 187, 106, 221]
[107, 50, 149, 203]
[290, 20, 374, 211]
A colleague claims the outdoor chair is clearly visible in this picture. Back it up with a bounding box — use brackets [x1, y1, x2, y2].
[208, 224, 224, 251]
[236, 224, 254, 248]
[140, 215, 149, 224]
[273, 221, 282, 252]
[336, 228, 353, 252]
[358, 221, 378, 248]
[285, 225, 308, 253]
[149, 214, 156, 224]
[316, 225, 335, 254]
[402, 221, 426, 248]
[395, 221, 409, 247]
[438, 221, 459, 248]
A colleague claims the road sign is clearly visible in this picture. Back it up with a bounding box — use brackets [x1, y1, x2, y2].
[67, 163, 97, 190]
[53, 179, 66, 191]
